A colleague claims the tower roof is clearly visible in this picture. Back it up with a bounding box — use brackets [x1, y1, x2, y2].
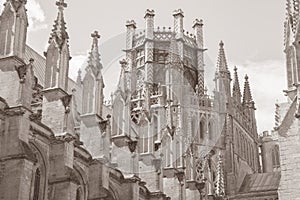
[86, 31, 103, 74]
[232, 66, 242, 102]
[242, 74, 253, 105]
[49, 0, 69, 46]
[216, 41, 229, 72]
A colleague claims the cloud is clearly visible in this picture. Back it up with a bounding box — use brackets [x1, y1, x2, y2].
[0, 0, 47, 31]
[27, 0, 48, 31]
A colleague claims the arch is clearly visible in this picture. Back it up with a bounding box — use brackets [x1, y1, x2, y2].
[272, 145, 280, 170]
[73, 164, 89, 200]
[29, 142, 48, 200]
[161, 132, 172, 167]
[199, 120, 205, 142]
[191, 116, 197, 140]
[82, 70, 95, 114]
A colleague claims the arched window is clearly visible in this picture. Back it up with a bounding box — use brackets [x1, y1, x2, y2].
[191, 117, 196, 139]
[208, 122, 213, 140]
[199, 121, 204, 141]
[33, 168, 41, 200]
[272, 145, 280, 171]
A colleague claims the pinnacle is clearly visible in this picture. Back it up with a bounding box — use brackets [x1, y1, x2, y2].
[243, 74, 253, 105]
[216, 40, 228, 72]
[87, 30, 102, 72]
[232, 66, 241, 102]
[49, 0, 69, 45]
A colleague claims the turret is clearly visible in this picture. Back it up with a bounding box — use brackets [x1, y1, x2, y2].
[173, 9, 184, 39]
[193, 19, 205, 96]
[144, 9, 155, 84]
[125, 20, 136, 50]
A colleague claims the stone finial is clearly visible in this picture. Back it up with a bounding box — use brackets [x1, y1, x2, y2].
[56, 0, 67, 8]
[126, 20, 137, 28]
[144, 9, 155, 18]
[119, 59, 128, 67]
[91, 30, 100, 40]
[193, 19, 203, 28]
[173, 9, 184, 17]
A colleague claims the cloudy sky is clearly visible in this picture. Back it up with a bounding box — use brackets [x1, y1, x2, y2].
[2, 0, 287, 133]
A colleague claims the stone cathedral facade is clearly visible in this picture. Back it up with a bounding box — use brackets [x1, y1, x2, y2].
[0, 0, 281, 200]
[276, 0, 300, 199]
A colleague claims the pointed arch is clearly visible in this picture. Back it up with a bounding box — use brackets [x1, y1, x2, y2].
[272, 145, 280, 171]
[82, 69, 96, 114]
[29, 142, 48, 200]
[199, 119, 205, 142]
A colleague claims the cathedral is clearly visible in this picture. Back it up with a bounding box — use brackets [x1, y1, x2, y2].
[0, 0, 282, 200]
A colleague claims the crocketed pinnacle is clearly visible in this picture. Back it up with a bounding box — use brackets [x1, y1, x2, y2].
[216, 41, 229, 72]
[87, 31, 102, 73]
[49, 0, 69, 46]
[232, 66, 242, 102]
[242, 75, 253, 105]
[215, 152, 225, 197]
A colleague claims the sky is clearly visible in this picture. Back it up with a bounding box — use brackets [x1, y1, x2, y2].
[1, 0, 287, 133]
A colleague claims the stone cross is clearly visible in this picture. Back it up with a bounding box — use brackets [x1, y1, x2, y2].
[56, 0, 67, 8]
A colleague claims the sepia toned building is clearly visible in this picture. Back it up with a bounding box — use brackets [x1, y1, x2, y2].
[0, 0, 281, 199]
[276, 0, 300, 199]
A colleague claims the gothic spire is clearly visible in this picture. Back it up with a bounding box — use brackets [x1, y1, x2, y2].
[76, 69, 82, 85]
[232, 66, 242, 103]
[216, 41, 229, 72]
[86, 31, 102, 73]
[49, 0, 69, 46]
[215, 152, 225, 197]
[242, 75, 253, 105]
